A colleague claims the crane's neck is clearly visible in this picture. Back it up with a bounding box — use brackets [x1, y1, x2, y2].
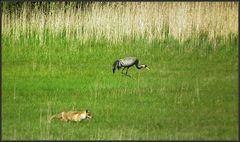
[136, 64, 145, 69]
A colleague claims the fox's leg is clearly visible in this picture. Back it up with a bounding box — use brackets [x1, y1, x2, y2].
[60, 118, 68, 122]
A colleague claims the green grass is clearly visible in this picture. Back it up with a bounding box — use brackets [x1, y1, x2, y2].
[2, 32, 238, 140]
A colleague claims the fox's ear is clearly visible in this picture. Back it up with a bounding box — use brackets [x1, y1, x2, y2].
[86, 109, 88, 113]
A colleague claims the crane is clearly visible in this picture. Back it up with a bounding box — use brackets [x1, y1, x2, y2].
[112, 57, 150, 75]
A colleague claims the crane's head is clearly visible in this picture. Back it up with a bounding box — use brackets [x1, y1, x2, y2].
[142, 64, 150, 70]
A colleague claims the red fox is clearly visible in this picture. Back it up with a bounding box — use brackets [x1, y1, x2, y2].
[49, 110, 92, 122]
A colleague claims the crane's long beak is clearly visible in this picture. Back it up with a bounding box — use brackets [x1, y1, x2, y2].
[146, 67, 150, 70]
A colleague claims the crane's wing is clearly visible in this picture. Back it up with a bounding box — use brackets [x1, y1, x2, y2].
[119, 57, 138, 67]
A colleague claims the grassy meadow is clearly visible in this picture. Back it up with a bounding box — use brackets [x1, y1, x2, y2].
[2, 2, 239, 140]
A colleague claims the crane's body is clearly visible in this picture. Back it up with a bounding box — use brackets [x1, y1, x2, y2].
[112, 57, 149, 75]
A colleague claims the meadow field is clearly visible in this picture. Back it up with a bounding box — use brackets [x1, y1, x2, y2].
[2, 1, 238, 140]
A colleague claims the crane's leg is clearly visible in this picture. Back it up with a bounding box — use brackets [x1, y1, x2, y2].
[125, 67, 129, 75]
[121, 67, 132, 78]
[122, 67, 126, 74]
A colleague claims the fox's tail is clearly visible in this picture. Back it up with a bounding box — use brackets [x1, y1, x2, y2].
[48, 113, 62, 122]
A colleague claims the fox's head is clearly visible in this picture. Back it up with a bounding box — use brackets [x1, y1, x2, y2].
[86, 110, 92, 119]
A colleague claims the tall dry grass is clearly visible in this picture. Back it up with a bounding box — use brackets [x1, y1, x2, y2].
[2, 2, 238, 44]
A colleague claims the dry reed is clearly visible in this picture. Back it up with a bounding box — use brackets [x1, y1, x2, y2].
[2, 2, 238, 44]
